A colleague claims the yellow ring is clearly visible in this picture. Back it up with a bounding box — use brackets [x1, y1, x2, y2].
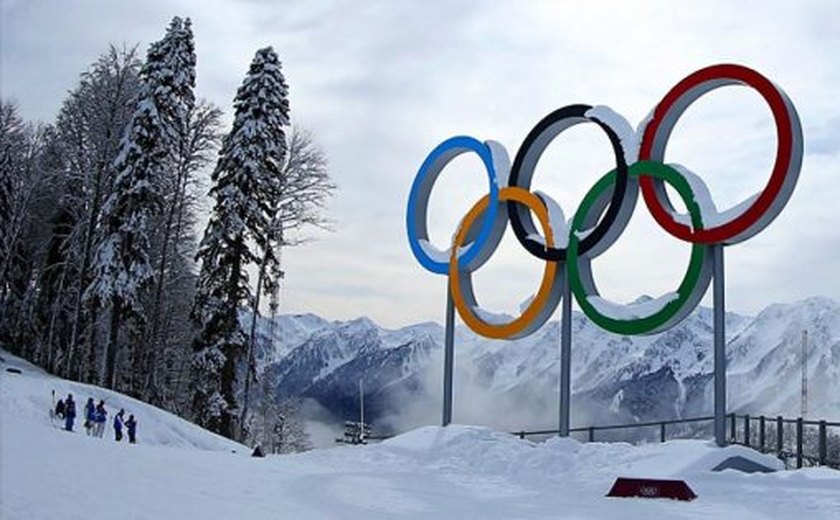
[449, 187, 559, 339]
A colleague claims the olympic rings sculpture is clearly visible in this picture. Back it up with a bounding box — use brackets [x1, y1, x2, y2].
[406, 64, 803, 339]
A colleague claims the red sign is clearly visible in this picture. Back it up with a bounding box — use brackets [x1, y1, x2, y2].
[606, 477, 697, 501]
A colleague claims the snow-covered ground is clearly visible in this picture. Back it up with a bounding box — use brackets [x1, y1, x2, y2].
[2, 351, 838, 520]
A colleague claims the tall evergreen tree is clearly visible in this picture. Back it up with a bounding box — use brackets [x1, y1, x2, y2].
[86, 17, 195, 390]
[192, 47, 289, 439]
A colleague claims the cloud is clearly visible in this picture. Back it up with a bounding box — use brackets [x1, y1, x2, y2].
[3, 0, 840, 328]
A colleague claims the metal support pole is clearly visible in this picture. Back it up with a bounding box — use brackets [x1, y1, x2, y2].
[745, 414, 751, 447]
[730, 412, 736, 442]
[442, 283, 455, 427]
[660, 422, 666, 443]
[796, 417, 803, 468]
[759, 416, 766, 452]
[776, 416, 784, 455]
[819, 421, 827, 466]
[559, 280, 572, 437]
[713, 244, 727, 447]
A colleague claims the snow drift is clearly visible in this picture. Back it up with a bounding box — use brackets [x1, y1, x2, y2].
[2, 349, 839, 519]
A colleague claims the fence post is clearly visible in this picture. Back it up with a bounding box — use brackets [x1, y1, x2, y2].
[759, 416, 765, 452]
[744, 414, 751, 447]
[730, 413, 736, 442]
[660, 422, 666, 443]
[776, 416, 784, 457]
[796, 417, 803, 469]
[588, 426, 594, 443]
[818, 421, 827, 466]
[519, 431, 525, 440]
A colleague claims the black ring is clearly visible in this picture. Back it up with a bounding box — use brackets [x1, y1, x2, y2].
[508, 104, 632, 262]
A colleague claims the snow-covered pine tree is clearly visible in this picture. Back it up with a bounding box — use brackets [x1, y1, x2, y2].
[192, 47, 289, 439]
[135, 18, 197, 397]
[85, 17, 196, 390]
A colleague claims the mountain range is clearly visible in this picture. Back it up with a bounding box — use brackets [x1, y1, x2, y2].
[250, 297, 840, 436]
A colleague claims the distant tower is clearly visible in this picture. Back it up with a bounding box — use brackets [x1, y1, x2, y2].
[359, 379, 365, 442]
[800, 330, 808, 419]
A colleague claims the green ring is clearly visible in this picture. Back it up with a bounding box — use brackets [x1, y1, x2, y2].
[567, 161, 712, 335]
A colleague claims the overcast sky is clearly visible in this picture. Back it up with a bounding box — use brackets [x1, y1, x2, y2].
[2, 0, 839, 328]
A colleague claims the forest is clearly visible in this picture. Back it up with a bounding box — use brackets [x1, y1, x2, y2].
[0, 16, 334, 449]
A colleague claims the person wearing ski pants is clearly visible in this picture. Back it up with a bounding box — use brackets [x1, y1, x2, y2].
[84, 398, 95, 435]
[113, 409, 125, 442]
[64, 394, 76, 432]
[94, 400, 107, 438]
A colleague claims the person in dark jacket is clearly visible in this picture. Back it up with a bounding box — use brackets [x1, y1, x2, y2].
[113, 409, 125, 442]
[64, 394, 76, 431]
[54, 398, 65, 419]
[125, 415, 137, 444]
[84, 398, 95, 436]
[94, 400, 107, 438]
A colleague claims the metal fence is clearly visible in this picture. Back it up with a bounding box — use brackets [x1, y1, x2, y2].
[511, 414, 840, 470]
[726, 414, 840, 469]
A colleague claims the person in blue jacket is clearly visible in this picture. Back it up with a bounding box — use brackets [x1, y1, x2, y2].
[125, 414, 137, 444]
[84, 398, 95, 436]
[94, 400, 107, 438]
[64, 394, 76, 431]
[113, 409, 125, 442]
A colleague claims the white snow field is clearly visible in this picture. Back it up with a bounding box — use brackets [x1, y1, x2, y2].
[2, 352, 839, 520]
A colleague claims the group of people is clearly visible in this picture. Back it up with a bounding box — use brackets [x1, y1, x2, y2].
[54, 393, 137, 444]
[83, 398, 108, 437]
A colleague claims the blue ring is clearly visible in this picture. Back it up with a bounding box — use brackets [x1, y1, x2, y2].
[407, 136, 500, 274]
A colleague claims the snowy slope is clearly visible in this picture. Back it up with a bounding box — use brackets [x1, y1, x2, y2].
[2, 358, 839, 520]
[0, 350, 244, 452]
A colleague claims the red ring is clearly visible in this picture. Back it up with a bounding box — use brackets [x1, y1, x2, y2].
[639, 64, 797, 244]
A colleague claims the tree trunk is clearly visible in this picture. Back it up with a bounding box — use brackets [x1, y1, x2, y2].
[143, 159, 188, 403]
[45, 266, 69, 374]
[240, 254, 267, 437]
[219, 246, 243, 440]
[81, 305, 100, 383]
[103, 297, 122, 389]
[66, 165, 104, 377]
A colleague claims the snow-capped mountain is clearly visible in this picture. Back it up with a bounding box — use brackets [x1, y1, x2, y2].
[263, 316, 441, 421]
[727, 297, 840, 419]
[244, 312, 333, 368]
[261, 297, 840, 433]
